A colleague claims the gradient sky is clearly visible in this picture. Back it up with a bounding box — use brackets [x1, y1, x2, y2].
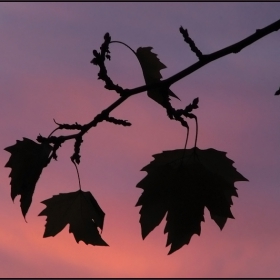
[1, 2, 280, 278]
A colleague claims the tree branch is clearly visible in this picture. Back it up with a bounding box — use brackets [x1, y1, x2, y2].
[37, 18, 280, 162]
[130, 19, 280, 93]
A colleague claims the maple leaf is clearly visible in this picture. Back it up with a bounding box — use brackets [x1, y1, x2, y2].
[39, 190, 108, 246]
[136, 47, 180, 107]
[136, 147, 248, 254]
[4, 138, 52, 218]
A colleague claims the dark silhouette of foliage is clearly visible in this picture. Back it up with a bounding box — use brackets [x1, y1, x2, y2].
[4, 18, 280, 254]
[136, 47, 180, 107]
[39, 190, 108, 246]
[136, 148, 248, 254]
[4, 138, 52, 218]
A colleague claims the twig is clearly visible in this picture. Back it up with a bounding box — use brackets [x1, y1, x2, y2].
[37, 18, 280, 162]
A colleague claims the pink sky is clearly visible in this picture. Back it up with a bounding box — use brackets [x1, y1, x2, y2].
[1, 2, 280, 277]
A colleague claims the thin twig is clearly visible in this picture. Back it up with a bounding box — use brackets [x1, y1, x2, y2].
[37, 19, 280, 156]
[73, 161, 82, 190]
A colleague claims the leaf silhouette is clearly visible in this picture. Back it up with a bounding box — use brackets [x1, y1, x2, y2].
[4, 138, 52, 218]
[39, 190, 108, 246]
[136, 147, 248, 254]
[136, 47, 180, 107]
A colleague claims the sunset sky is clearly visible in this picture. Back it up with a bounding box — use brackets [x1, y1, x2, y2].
[1, 2, 280, 277]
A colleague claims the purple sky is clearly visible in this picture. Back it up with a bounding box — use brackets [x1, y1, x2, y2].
[1, 2, 280, 277]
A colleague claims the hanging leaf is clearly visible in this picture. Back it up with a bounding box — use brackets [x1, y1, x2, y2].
[39, 190, 108, 246]
[136, 147, 248, 255]
[4, 138, 52, 218]
[136, 47, 180, 107]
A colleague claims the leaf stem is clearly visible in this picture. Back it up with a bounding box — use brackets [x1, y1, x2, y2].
[73, 161, 82, 190]
[183, 127, 189, 150]
[47, 127, 60, 138]
[194, 117, 198, 148]
[110, 41, 137, 56]
[180, 127, 189, 166]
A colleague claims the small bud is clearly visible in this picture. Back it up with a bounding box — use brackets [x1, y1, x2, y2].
[104, 32, 111, 42]
[90, 58, 98, 65]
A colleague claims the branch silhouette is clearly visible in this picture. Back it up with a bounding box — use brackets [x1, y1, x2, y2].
[4, 18, 280, 254]
[37, 18, 280, 158]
